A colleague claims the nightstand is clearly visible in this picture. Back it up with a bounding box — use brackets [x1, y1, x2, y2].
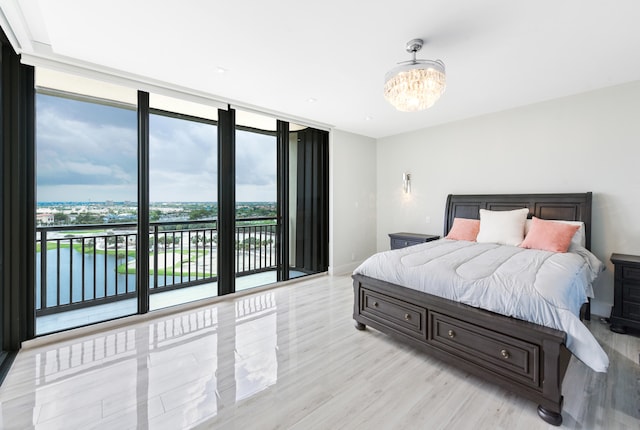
[389, 232, 439, 250]
[609, 253, 640, 334]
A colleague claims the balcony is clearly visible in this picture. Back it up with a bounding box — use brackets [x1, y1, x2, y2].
[35, 218, 293, 334]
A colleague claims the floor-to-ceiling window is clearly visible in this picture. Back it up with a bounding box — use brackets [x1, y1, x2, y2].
[148, 94, 218, 310]
[35, 69, 139, 334]
[234, 110, 278, 290]
[30, 70, 329, 335]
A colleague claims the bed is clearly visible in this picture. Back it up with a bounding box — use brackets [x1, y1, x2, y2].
[352, 192, 607, 426]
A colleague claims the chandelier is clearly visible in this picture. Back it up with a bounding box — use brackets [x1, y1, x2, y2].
[384, 39, 446, 112]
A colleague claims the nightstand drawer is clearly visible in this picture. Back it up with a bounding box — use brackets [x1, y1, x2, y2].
[622, 283, 640, 303]
[389, 233, 439, 250]
[622, 266, 640, 281]
[622, 301, 640, 320]
[391, 238, 420, 249]
[610, 253, 640, 334]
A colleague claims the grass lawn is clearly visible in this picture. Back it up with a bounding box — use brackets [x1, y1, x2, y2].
[116, 251, 214, 278]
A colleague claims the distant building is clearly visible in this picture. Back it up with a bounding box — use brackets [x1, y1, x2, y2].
[36, 213, 54, 225]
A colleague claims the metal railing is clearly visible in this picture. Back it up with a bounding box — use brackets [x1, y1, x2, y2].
[36, 217, 277, 316]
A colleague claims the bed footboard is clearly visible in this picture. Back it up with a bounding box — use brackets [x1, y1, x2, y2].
[352, 274, 570, 426]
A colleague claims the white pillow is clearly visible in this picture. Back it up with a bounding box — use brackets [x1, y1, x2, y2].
[525, 219, 586, 248]
[476, 208, 529, 246]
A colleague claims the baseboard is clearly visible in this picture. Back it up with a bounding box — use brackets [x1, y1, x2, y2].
[329, 261, 362, 276]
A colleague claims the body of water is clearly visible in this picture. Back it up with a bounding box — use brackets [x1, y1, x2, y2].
[35, 248, 192, 311]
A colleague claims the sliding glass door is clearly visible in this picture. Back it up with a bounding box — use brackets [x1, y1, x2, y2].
[148, 95, 218, 310]
[234, 110, 278, 290]
[35, 69, 139, 334]
[230, 112, 329, 292]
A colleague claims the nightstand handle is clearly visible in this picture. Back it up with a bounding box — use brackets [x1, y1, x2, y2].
[448, 330, 455, 338]
[501, 349, 510, 359]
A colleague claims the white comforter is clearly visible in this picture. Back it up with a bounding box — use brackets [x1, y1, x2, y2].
[354, 239, 609, 372]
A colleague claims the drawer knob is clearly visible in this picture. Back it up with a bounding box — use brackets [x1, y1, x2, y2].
[372, 301, 378, 308]
[501, 349, 510, 359]
[404, 313, 411, 321]
[448, 330, 455, 338]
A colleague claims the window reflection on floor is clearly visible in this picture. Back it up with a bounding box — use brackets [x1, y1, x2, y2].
[235, 294, 277, 401]
[21, 291, 279, 428]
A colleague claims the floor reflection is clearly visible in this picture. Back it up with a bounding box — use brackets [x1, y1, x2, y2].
[0, 290, 282, 429]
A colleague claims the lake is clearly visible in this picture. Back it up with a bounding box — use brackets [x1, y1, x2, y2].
[35, 247, 191, 311]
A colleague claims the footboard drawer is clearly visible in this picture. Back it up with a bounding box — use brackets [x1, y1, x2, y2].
[360, 289, 426, 338]
[428, 312, 540, 387]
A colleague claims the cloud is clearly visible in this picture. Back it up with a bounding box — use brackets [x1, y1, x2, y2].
[37, 94, 137, 194]
[149, 113, 217, 174]
[37, 94, 277, 202]
[235, 130, 277, 187]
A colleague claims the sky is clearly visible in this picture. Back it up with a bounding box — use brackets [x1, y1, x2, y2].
[36, 94, 277, 202]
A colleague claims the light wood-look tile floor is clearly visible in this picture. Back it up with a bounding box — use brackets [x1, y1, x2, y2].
[0, 275, 638, 429]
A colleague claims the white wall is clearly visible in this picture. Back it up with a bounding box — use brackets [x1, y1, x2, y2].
[329, 129, 377, 275]
[376, 81, 640, 316]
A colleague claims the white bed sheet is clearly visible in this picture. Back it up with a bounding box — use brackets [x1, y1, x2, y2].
[353, 239, 609, 372]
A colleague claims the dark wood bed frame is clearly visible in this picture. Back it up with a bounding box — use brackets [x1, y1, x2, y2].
[352, 192, 593, 426]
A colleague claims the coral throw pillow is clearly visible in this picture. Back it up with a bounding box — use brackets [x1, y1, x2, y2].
[446, 218, 480, 241]
[520, 217, 580, 253]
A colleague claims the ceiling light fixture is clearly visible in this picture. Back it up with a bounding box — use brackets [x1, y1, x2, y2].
[384, 38, 446, 112]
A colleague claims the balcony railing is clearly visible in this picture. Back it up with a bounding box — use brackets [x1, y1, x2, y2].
[36, 217, 277, 316]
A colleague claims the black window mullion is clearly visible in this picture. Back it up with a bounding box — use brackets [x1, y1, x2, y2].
[217, 107, 235, 296]
[137, 91, 150, 314]
[276, 120, 289, 281]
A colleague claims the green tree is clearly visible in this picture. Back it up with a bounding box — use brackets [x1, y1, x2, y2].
[76, 212, 103, 224]
[189, 208, 215, 220]
[54, 213, 70, 225]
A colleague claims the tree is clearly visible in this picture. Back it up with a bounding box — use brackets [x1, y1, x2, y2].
[54, 213, 70, 225]
[150, 210, 162, 222]
[189, 208, 215, 220]
[76, 212, 103, 224]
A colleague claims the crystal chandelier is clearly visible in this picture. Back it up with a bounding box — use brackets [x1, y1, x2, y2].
[384, 39, 446, 112]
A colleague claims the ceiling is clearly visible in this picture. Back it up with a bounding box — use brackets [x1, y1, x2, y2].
[2, 0, 640, 138]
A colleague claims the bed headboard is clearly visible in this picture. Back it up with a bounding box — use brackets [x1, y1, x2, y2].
[444, 192, 593, 250]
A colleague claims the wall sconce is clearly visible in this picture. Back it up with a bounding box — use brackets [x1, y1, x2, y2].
[403, 173, 411, 194]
